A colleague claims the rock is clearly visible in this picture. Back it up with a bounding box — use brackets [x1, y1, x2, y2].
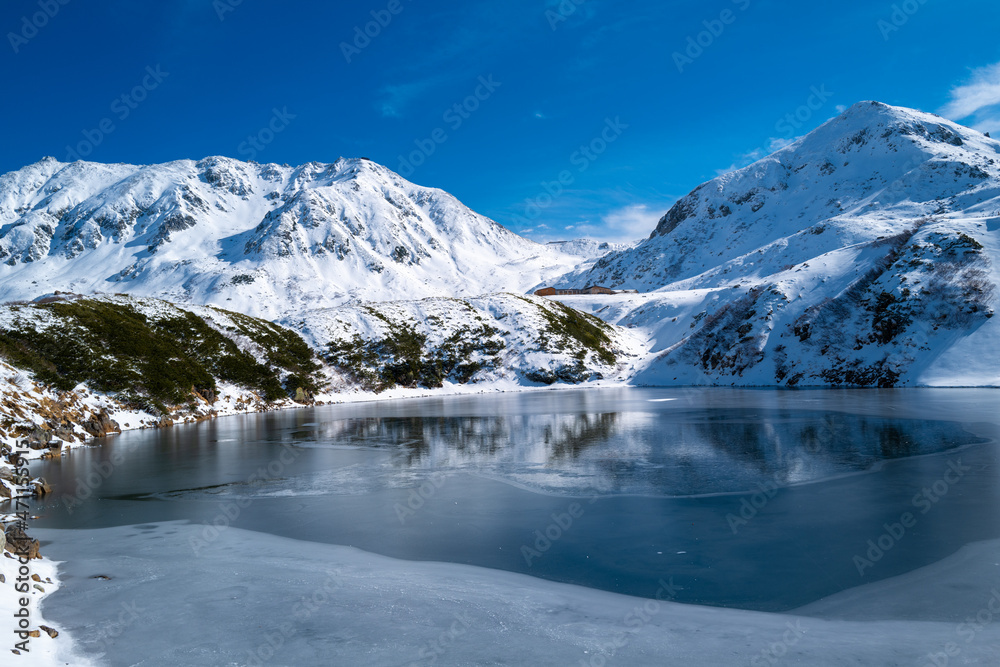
[0, 532, 4, 555]
[27, 629, 40, 638]
[4, 524, 41, 560]
[27, 426, 52, 450]
[33, 584, 44, 593]
[31, 479, 52, 496]
[0, 573, 4, 583]
[31, 574, 41, 582]
[0, 466, 13, 481]
[82, 410, 121, 438]
[40, 625, 58, 639]
[52, 427, 75, 442]
[157, 416, 174, 428]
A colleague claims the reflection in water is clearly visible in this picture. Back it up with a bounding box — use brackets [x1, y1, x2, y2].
[279, 409, 979, 497]
[27, 389, 1000, 614]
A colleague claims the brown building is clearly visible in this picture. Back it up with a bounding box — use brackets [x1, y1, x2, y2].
[534, 285, 620, 296]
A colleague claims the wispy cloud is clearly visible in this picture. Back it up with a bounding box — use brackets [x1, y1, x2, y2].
[715, 137, 796, 176]
[376, 79, 444, 118]
[562, 204, 662, 243]
[940, 61, 1000, 133]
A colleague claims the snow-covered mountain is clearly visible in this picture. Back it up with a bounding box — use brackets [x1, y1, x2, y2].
[0, 157, 582, 318]
[1, 101, 996, 388]
[552, 102, 1000, 386]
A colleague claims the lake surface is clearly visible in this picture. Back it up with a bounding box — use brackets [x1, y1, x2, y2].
[31, 387, 1000, 617]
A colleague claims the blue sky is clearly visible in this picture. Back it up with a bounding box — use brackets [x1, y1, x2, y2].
[2, 0, 1000, 242]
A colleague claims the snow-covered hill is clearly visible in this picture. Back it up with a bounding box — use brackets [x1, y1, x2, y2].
[553, 102, 1000, 386]
[0, 157, 582, 318]
[295, 293, 645, 391]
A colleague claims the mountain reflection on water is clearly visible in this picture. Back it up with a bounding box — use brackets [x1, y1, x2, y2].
[279, 408, 979, 497]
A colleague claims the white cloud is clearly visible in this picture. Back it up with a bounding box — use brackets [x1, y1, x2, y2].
[566, 204, 662, 243]
[940, 61, 1000, 133]
[715, 136, 800, 176]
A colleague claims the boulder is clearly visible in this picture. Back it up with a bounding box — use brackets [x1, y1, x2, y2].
[31, 479, 52, 496]
[82, 410, 121, 438]
[3, 524, 40, 559]
[27, 426, 52, 450]
[52, 426, 76, 442]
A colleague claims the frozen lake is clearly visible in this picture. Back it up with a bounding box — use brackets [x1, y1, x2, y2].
[31, 388, 1000, 665]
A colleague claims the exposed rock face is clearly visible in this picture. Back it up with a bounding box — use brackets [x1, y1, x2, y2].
[82, 409, 121, 438]
[4, 523, 41, 560]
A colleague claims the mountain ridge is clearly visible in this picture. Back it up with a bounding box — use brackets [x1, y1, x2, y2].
[545, 101, 1000, 387]
[0, 155, 585, 319]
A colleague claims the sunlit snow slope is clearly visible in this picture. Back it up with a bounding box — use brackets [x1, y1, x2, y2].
[554, 102, 1000, 386]
[0, 157, 581, 319]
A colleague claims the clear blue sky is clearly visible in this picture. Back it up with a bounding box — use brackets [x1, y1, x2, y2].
[2, 0, 1000, 242]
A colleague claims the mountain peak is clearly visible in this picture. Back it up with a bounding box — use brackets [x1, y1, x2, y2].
[568, 100, 1000, 292]
[0, 154, 591, 318]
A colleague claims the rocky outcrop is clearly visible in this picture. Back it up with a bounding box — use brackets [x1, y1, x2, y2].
[4, 523, 41, 560]
[82, 409, 121, 438]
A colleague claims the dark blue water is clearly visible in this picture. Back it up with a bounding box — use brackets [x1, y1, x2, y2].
[30, 387, 1000, 611]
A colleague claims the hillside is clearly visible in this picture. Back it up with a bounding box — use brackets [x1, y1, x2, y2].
[0, 292, 639, 457]
[551, 102, 1000, 387]
[296, 293, 644, 391]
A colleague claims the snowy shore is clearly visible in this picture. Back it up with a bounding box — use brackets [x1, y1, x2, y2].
[33, 522, 1000, 666]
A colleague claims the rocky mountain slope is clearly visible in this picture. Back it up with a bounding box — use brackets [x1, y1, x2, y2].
[0, 157, 584, 319]
[0, 291, 637, 459]
[297, 293, 644, 391]
[552, 102, 1000, 387]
